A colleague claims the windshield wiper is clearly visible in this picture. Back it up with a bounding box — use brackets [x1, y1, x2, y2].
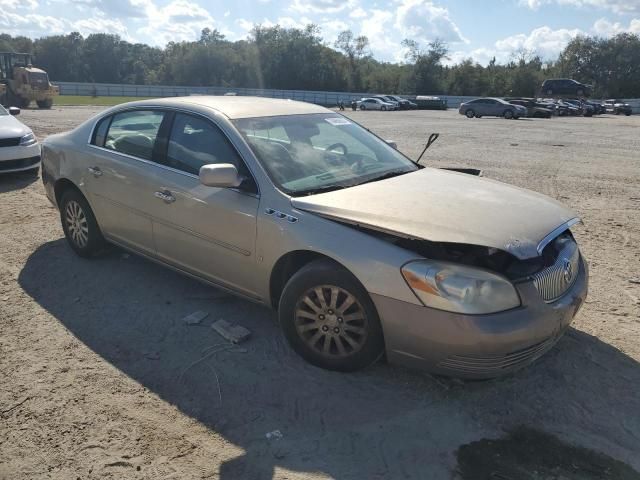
[356, 168, 412, 186]
[293, 184, 352, 196]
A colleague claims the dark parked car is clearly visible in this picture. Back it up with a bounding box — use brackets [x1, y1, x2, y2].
[541, 79, 591, 97]
[414, 96, 447, 110]
[459, 98, 526, 119]
[507, 98, 553, 118]
[586, 101, 606, 115]
[604, 99, 632, 116]
[384, 95, 416, 110]
[564, 99, 594, 117]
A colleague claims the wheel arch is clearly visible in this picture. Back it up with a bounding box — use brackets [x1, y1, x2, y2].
[54, 178, 85, 206]
[269, 250, 352, 310]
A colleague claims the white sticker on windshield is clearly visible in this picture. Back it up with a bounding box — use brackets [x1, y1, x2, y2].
[325, 117, 351, 126]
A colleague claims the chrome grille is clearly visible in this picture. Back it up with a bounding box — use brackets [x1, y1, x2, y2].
[533, 237, 580, 303]
[438, 335, 560, 376]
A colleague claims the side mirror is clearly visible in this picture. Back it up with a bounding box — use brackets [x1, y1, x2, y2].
[199, 163, 242, 188]
[9, 107, 20, 116]
[386, 140, 397, 150]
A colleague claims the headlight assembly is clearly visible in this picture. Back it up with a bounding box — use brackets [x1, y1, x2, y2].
[401, 260, 521, 314]
[20, 132, 37, 146]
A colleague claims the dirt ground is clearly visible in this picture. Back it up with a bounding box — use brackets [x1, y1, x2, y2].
[1, 106, 639, 479]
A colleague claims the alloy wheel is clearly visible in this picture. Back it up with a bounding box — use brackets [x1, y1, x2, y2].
[65, 200, 89, 248]
[294, 285, 369, 358]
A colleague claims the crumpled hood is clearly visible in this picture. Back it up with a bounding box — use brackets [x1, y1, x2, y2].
[291, 168, 578, 260]
[0, 114, 31, 139]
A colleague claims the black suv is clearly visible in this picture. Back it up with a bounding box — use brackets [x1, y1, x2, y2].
[541, 79, 591, 97]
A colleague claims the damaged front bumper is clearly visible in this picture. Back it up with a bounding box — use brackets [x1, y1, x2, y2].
[372, 256, 588, 379]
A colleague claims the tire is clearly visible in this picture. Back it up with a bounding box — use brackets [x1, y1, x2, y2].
[381, 105, 386, 111]
[59, 189, 107, 258]
[16, 96, 30, 109]
[465, 109, 475, 118]
[36, 99, 53, 109]
[625, 111, 631, 116]
[279, 259, 385, 372]
[359, 104, 366, 110]
[546, 89, 553, 95]
[504, 109, 514, 119]
[576, 89, 584, 97]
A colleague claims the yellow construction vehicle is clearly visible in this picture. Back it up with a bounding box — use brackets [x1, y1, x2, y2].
[0, 52, 59, 109]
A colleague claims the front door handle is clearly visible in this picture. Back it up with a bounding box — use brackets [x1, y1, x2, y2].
[88, 166, 102, 177]
[154, 190, 176, 204]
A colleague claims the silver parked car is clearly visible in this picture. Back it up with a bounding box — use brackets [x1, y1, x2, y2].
[459, 98, 527, 119]
[357, 97, 395, 111]
[42, 97, 588, 378]
[0, 105, 41, 173]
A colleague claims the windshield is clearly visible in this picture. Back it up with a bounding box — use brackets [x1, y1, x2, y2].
[233, 113, 418, 195]
[28, 71, 49, 88]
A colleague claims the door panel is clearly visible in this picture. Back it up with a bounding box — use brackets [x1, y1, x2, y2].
[148, 112, 260, 297]
[85, 109, 166, 254]
[151, 171, 260, 296]
[86, 148, 157, 253]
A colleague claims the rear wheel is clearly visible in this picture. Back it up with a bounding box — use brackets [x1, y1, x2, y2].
[59, 189, 107, 257]
[16, 96, 30, 109]
[279, 260, 385, 372]
[546, 89, 553, 95]
[576, 88, 584, 97]
[36, 99, 53, 109]
[465, 109, 475, 118]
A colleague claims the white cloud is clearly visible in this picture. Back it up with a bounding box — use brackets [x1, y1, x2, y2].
[521, 0, 640, 15]
[290, 0, 355, 14]
[495, 25, 582, 59]
[592, 17, 640, 35]
[360, 9, 400, 60]
[395, 0, 467, 44]
[0, 0, 38, 9]
[137, 0, 214, 45]
[349, 7, 367, 18]
[0, 11, 66, 37]
[73, 17, 130, 38]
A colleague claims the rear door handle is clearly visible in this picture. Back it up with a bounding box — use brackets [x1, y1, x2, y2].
[87, 166, 102, 177]
[154, 190, 175, 204]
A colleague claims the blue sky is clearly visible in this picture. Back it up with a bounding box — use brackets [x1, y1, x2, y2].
[1, 0, 639, 65]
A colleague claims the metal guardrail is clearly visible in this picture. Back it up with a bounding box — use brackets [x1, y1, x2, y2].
[54, 81, 640, 112]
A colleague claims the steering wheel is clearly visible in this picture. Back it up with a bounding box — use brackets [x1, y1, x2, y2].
[325, 142, 348, 155]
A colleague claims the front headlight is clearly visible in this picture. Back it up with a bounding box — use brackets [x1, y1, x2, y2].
[20, 132, 37, 146]
[401, 260, 521, 314]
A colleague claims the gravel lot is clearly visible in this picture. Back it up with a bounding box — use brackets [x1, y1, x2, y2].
[1, 105, 639, 479]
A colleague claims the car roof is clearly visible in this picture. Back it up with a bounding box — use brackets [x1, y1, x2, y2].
[113, 96, 330, 119]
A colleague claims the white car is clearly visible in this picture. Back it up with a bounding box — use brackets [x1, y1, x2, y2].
[357, 98, 395, 111]
[0, 106, 40, 173]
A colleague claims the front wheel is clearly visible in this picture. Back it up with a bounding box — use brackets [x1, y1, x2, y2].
[465, 109, 475, 118]
[576, 89, 584, 97]
[381, 105, 387, 111]
[279, 260, 385, 372]
[359, 104, 366, 110]
[59, 189, 107, 257]
[504, 109, 514, 119]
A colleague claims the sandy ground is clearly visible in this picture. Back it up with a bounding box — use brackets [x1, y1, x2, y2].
[1, 106, 639, 479]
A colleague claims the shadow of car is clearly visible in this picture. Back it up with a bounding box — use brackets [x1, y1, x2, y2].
[17, 239, 640, 479]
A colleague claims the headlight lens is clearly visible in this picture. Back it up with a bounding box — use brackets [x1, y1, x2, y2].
[401, 260, 520, 314]
[20, 132, 37, 146]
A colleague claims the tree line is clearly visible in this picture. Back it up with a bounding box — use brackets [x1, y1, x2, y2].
[2, 26, 640, 98]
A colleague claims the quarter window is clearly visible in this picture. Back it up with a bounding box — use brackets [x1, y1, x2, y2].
[104, 110, 164, 160]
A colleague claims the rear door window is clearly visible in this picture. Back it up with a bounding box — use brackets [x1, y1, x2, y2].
[104, 110, 165, 161]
